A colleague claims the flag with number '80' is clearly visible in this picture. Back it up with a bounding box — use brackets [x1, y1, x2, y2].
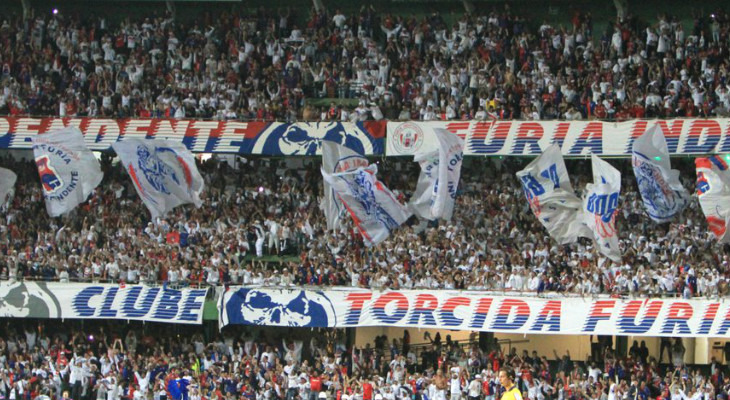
[516, 144, 590, 244]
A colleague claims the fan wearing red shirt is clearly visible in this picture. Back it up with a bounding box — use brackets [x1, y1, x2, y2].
[362, 379, 373, 400]
[310, 371, 323, 400]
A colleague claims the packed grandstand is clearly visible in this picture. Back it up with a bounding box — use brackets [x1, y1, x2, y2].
[3, 2, 730, 400]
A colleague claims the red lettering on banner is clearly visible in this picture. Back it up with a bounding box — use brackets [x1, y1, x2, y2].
[122, 119, 154, 139]
[655, 120, 684, 153]
[343, 293, 372, 325]
[11, 118, 45, 148]
[407, 294, 439, 326]
[85, 119, 121, 148]
[44, 118, 68, 134]
[683, 119, 722, 153]
[660, 302, 693, 334]
[191, 121, 223, 152]
[625, 120, 649, 153]
[511, 122, 544, 154]
[444, 122, 472, 139]
[468, 297, 493, 329]
[581, 300, 616, 332]
[215, 121, 257, 153]
[154, 119, 191, 141]
[568, 122, 603, 154]
[531, 300, 562, 332]
[550, 122, 570, 149]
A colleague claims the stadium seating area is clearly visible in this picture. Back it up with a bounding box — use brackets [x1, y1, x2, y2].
[3, 2, 730, 400]
[0, 4, 729, 121]
[0, 320, 713, 400]
[0, 152, 725, 298]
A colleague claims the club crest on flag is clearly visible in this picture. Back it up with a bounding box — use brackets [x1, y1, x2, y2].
[35, 155, 63, 194]
[343, 169, 400, 230]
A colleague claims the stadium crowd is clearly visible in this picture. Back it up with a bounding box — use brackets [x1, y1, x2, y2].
[0, 320, 722, 400]
[0, 151, 727, 298]
[1, 4, 730, 121]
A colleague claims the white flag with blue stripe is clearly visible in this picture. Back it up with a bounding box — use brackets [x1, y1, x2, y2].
[516, 144, 589, 244]
[632, 125, 689, 223]
[113, 139, 204, 219]
[322, 165, 411, 247]
[583, 155, 622, 262]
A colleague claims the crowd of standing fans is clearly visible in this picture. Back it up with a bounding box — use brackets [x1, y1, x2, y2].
[0, 321, 723, 400]
[0, 152, 728, 298]
[1, 4, 730, 121]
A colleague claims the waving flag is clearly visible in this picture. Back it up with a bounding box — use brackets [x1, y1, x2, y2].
[113, 139, 204, 219]
[583, 155, 622, 262]
[321, 141, 369, 231]
[696, 156, 730, 242]
[516, 144, 589, 244]
[322, 165, 411, 246]
[410, 128, 464, 221]
[31, 127, 103, 217]
[632, 125, 689, 223]
[0, 167, 17, 211]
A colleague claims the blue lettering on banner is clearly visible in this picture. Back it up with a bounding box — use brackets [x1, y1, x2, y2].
[99, 287, 119, 317]
[66, 285, 206, 323]
[179, 290, 208, 321]
[73, 286, 104, 316]
[153, 289, 183, 320]
[121, 287, 160, 317]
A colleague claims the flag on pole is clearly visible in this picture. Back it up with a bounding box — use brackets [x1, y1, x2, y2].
[321, 141, 368, 231]
[695, 156, 730, 242]
[516, 144, 589, 244]
[113, 139, 204, 219]
[409, 128, 464, 221]
[631, 125, 689, 223]
[31, 127, 103, 217]
[322, 165, 411, 246]
[583, 154, 622, 262]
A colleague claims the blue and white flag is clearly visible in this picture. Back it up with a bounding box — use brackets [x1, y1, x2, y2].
[322, 165, 411, 247]
[409, 128, 464, 221]
[696, 156, 730, 243]
[632, 125, 689, 223]
[113, 139, 204, 219]
[321, 141, 369, 231]
[0, 167, 17, 211]
[31, 127, 103, 217]
[583, 155, 622, 262]
[516, 144, 589, 244]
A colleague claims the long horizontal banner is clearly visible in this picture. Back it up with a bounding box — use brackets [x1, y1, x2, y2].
[0, 282, 207, 324]
[0, 117, 385, 155]
[387, 119, 730, 157]
[221, 288, 730, 337]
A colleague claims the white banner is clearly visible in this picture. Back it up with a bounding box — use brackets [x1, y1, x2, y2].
[321, 141, 369, 231]
[220, 287, 730, 337]
[113, 139, 204, 219]
[0, 282, 207, 324]
[386, 119, 730, 156]
[696, 156, 730, 242]
[583, 155, 622, 261]
[516, 144, 589, 244]
[32, 127, 103, 217]
[632, 125, 690, 223]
